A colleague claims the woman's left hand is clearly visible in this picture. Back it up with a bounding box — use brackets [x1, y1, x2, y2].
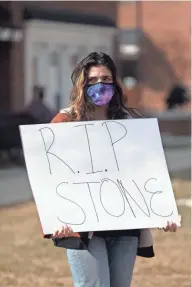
[163, 221, 178, 232]
[161, 215, 182, 232]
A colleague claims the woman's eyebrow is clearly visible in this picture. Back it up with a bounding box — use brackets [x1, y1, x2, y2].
[89, 75, 111, 78]
[88, 76, 97, 79]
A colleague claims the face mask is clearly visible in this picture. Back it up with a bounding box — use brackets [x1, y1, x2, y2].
[86, 83, 115, 106]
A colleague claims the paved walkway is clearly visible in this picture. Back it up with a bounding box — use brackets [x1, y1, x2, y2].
[165, 148, 191, 172]
[0, 146, 190, 207]
[0, 167, 32, 206]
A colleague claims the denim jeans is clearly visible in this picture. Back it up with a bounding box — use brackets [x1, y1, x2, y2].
[66, 236, 138, 287]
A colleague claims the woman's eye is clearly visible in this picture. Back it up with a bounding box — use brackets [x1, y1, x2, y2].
[88, 78, 97, 84]
[88, 76, 112, 84]
[103, 77, 112, 82]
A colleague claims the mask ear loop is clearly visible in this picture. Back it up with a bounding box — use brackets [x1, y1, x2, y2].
[108, 85, 121, 115]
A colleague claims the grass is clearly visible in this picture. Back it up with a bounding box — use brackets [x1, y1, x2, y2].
[0, 179, 191, 287]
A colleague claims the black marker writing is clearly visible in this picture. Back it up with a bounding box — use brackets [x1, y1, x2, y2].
[39, 127, 75, 174]
[100, 178, 125, 217]
[144, 178, 173, 217]
[117, 179, 150, 217]
[74, 182, 100, 222]
[56, 182, 86, 225]
[74, 124, 102, 174]
[117, 180, 136, 218]
[102, 121, 127, 171]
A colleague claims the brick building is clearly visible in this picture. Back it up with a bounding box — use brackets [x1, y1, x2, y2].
[0, 1, 117, 113]
[118, 1, 191, 111]
[0, 1, 190, 115]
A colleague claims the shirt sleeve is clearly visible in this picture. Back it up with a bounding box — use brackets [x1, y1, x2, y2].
[51, 112, 71, 123]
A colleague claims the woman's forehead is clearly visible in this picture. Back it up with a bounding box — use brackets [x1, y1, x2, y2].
[88, 65, 112, 77]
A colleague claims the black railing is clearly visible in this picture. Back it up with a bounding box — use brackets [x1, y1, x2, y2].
[0, 3, 11, 25]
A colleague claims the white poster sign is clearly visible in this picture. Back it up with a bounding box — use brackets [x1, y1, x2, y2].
[20, 118, 179, 235]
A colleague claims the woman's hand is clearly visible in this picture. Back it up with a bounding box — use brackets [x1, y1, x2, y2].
[163, 221, 178, 232]
[160, 215, 182, 232]
[52, 224, 74, 239]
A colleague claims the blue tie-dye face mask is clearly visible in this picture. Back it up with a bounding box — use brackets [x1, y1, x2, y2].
[86, 83, 115, 106]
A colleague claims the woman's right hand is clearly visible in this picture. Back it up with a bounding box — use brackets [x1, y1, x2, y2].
[52, 224, 74, 238]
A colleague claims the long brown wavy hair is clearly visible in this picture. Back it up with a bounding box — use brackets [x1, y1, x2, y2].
[69, 52, 143, 121]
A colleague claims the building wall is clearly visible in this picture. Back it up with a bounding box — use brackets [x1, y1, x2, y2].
[24, 21, 116, 110]
[25, 1, 117, 22]
[0, 43, 11, 113]
[6, 1, 117, 112]
[118, 1, 191, 111]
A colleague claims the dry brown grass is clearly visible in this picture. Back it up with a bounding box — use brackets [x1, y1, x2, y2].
[172, 179, 191, 199]
[0, 179, 191, 287]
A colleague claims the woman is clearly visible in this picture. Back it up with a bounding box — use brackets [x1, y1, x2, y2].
[50, 52, 179, 287]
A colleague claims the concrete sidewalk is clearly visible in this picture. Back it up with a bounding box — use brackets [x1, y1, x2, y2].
[165, 148, 191, 172]
[0, 167, 33, 206]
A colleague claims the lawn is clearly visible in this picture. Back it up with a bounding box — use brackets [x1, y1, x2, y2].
[0, 179, 191, 287]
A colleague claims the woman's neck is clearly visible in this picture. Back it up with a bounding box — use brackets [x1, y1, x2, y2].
[93, 106, 108, 120]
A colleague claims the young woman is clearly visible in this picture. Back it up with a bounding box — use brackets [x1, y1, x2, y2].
[50, 52, 179, 287]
